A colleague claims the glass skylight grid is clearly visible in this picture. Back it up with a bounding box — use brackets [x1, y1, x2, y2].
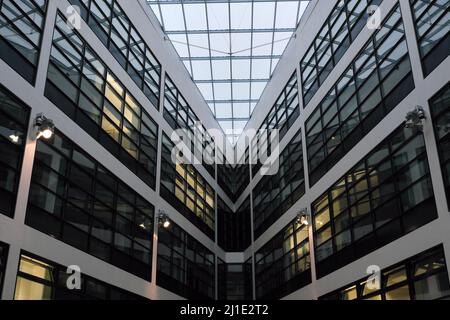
[147, 0, 310, 144]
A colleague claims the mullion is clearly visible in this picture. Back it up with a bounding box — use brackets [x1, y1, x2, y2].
[0, 0, 43, 49]
[28, 133, 154, 281]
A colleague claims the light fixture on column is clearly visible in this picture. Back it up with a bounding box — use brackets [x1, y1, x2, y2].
[34, 113, 55, 140]
[296, 208, 310, 226]
[405, 106, 426, 132]
[158, 210, 171, 229]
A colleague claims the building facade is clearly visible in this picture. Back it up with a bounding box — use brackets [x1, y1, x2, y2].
[0, 0, 449, 300]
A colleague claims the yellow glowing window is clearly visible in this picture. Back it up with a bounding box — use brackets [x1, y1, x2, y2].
[364, 295, 382, 300]
[314, 195, 328, 213]
[124, 106, 139, 129]
[186, 173, 195, 187]
[331, 184, 346, 200]
[314, 209, 330, 230]
[176, 164, 185, 177]
[341, 286, 357, 300]
[175, 186, 184, 203]
[107, 73, 124, 97]
[296, 228, 308, 244]
[101, 118, 119, 142]
[105, 85, 123, 111]
[332, 196, 347, 216]
[206, 194, 214, 207]
[19, 256, 53, 281]
[14, 277, 52, 300]
[186, 198, 195, 212]
[385, 285, 410, 300]
[176, 177, 184, 189]
[125, 93, 140, 114]
[386, 267, 407, 286]
[196, 185, 205, 198]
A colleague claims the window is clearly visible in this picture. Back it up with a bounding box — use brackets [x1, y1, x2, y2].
[0, 85, 30, 218]
[300, 0, 382, 107]
[320, 245, 450, 300]
[0, 0, 48, 83]
[0, 241, 8, 295]
[251, 72, 299, 177]
[160, 133, 215, 239]
[410, 0, 450, 76]
[306, 5, 414, 187]
[218, 197, 251, 252]
[429, 83, 450, 210]
[68, 0, 161, 108]
[312, 125, 437, 278]
[163, 76, 215, 178]
[14, 253, 147, 300]
[45, 13, 159, 190]
[218, 259, 253, 300]
[157, 221, 215, 299]
[26, 130, 154, 281]
[255, 218, 311, 299]
[217, 148, 250, 202]
[253, 128, 305, 238]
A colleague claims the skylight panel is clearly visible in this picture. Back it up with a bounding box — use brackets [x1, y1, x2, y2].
[251, 59, 271, 79]
[276, 1, 300, 28]
[232, 60, 251, 79]
[214, 83, 232, 100]
[212, 60, 231, 80]
[148, 0, 311, 145]
[253, 2, 276, 29]
[187, 34, 210, 57]
[251, 82, 268, 100]
[160, 4, 184, 31]
[184, 4, 207, 30]
[168, 34, 190, 57]
[233, 102, 251, 119]
[215, 103, 233, 119]
[230, 3, 252, 29]
[272, 32, 293, 55]
[196, 82, 214, 101]
[191, 60, 212, 81]
[209, 33, 231, 56]
[207, 3, 229, 30]
[252, 32, 275, 56]
[233, 82, 251, 100]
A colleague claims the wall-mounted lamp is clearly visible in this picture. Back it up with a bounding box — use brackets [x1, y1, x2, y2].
[405, 106, 426, 132]
[296, 208, 310, 227]
[158, 210, 171, 229]
[35, 113, 55, 140]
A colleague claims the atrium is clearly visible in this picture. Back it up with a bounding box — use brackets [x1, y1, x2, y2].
[0, 0, 449, 302]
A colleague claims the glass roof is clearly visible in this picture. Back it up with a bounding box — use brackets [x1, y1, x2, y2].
[147, 0, 310, 144]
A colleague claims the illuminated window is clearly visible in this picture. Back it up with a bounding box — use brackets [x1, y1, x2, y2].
[161, 134, 215, 239]
[320, 245, 450, 300]
[255, 217, 311, 299]
[14, 254, 147, 300]
[312, 125, 437, 278]
[45, 13, 158, 190]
